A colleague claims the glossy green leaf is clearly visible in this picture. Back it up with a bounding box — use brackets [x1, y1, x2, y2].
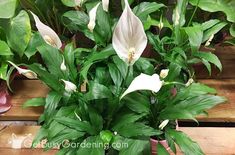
[85, 82, 112, 100]
[184, 26, 203, 52]
[0, 40, 12, 55]
[193, 52, 222, 71]
[133, 2, 165, 22]
[135, 58, 154, 75]
[201, 19, 220, 31]
[189, 0, 235, 22]
[23, 98, 45, 108]
[0, 0, 17, 18]
[61, 0, 77, 7]
[167, 129, 204, 155]
[157, 143, 170, 155]
[7, 10, 31, 57]
[0, 62, 8, 80]
[108, 63, 123, 87]
[64, 43, 77, 81]
[100, 130, 113, 143]
[202, 22, 227, 42]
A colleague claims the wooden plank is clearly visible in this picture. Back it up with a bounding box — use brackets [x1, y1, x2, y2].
[179, 127, 235, 155]
[0, 149, 57, 155]
[0, 80, 48, 120]
[197, 79, 235, 122]
[195, 46, 235, 79]
[0, 125, 235, 155]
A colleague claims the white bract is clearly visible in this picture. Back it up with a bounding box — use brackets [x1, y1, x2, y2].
[186, 78, 194, 87]
[60, 56, 67, 71]
[102, 0, 109, 12]
[8, 61, 37, 79]
[112, 0, 147, 65]
[205, 34, 214, 46]
[159, 120, 169, 130]
[160, 69, 169, 79]
[30, 11, 62, 49]
[121, 73, 163, 99]
[87, 3, 100, 32]
[61, 79, 77, 93]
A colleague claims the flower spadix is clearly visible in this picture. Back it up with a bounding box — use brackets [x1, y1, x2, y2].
[121, 73, 163, 99]
[102, 0, 109, 12]
[112, 0, 147, 65]
[30, 11, 62, 49]
[87, 3, 100, 32]
[8, 61, 37, 79]
[61, 79, 77, 93]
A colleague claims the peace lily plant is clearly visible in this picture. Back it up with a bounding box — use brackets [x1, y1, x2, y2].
[6, 0, 235, 154]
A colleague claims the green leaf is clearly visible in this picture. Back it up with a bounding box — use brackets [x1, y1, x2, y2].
[24, 32, 44, 59]
[77, 136, 105, 155]
[45, 91, 62, 118]
[108, 63, 123, 87]
[201, 59, 211, 75]
[166, 129, 204, 155]
[184, 26, 203, 52]
[115, 123, 162, 138]
[193, 51, 222, 71]
[7, 10, 31, 57]
[118, 137, 149, 155]
[0, 62, 8, 80]
[133, 2, 165, 22]
[230, 23, 235, 37]
[61, 0, 77, 7]
[85, 82, 112, 100]
[135, 58, 154, 75]
[202, 22, 227, 42]
[100, 130, 113, 144]
[124, 93, 150, 114]
[26, 63, 63, 92]
[88, 106, 103, 132]
[32, 127, 48, 148]
[189, 0, 235, 22]
[64, 43, 77, 81]
[80, 45, 115, 80]
[157, 143, 170, 155]
[0, 40, 12, 55]
[173, 0, 188, 27]
[112, 56, 128, 79]
[201, 19, 220, 31]
[54, 117, 96, 135]
[37, 44, 64, 78]
[0, 0, 17, 18]
[23, 98, 45, 108]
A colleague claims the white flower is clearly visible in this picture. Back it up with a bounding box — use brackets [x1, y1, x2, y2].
[60, 56, 67, 71]
[8, 61, 37, 79]
[186, 78, 194, 87]
[102, 0, 109, 12]
[112, 0, 147, 65]
[30, 11, 62, 49]
[159, 120, 169, 130]
[121, 73, 163, 99]
[61, 79, 77, 93]
[87, 3, 100, 32]
[160, 69, 169, 79]
[205, 34, 214, 46]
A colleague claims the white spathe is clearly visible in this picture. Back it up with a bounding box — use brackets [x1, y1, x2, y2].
[30, 11, 62, 49]
[160, 69, 169, 79]
[61, 79, 77, 93]
[8, 61, 37, 79]
[121, 73, 163, 99]
[112, 0, 147, 65]
[159, 120, 169, 130]
[102, 0, 109, 12]
[87, 3, 100, 32]
[60, 56, 67, 71]
[186, 78, 194, 87]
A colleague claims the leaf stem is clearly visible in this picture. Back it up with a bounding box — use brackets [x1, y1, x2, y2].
[187, 0, 200, 27]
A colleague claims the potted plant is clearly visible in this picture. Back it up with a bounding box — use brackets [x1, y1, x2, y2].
[8, 0, 233, 154]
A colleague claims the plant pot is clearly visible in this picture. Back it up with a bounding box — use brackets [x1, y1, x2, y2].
[0, 80, 12, 114]
[150, 138, 170, 155]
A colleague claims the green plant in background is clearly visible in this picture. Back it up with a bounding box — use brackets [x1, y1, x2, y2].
[6, 0, 234, 154]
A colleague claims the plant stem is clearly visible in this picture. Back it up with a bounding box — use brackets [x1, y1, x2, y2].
[187, 0, 200, 27]
[164, 81, 185, 87]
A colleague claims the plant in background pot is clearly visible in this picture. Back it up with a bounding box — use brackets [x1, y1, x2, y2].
[6, 0, 233, 155]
